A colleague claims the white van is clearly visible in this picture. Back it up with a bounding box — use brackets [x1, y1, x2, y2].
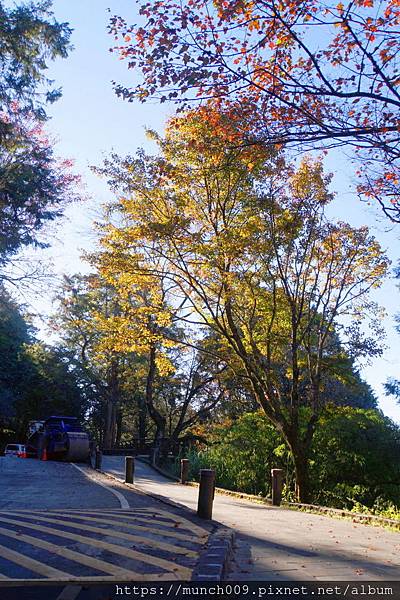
[4, 444, 26, 457]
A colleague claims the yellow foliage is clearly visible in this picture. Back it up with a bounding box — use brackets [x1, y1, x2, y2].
[91, 110, 388, 402]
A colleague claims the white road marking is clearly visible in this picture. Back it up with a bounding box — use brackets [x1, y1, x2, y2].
[69, 463, 130, 509]
[56, 585, 82, 600]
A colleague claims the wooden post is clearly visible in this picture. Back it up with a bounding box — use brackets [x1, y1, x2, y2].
[180, 458, 189, 484]
[271, 468, 284, 506]
[125, 456, 134, 484]
[95, 447, 102, 470]
[89, 441, 97, 468]
[197, 469, 216, 519]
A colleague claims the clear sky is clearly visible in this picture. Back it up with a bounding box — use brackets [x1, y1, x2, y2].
[26, 0, 400, 422]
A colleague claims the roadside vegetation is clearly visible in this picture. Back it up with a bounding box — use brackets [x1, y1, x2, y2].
[173, 409, 400, 519]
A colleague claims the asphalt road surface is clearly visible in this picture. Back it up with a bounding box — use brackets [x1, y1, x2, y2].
[0, 457, 211, 599]
[0, 456, 121, 510]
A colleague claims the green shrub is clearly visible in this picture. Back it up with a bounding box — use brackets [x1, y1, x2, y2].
[182, 407, 400, 513]
[184, 412, 289, 496]
[310, 407, 400, 510]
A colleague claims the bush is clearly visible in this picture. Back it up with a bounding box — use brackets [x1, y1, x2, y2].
[183, 408, 400, 512]
[310, 406, 400, 509]
[184, 412, 289, 496]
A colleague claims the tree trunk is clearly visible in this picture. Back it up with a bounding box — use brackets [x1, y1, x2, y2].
[253, 383, 314, 504]
[137, 395, 147, 448]
[292, 411, 319, 503]
[292, 447, 311, 503]
[103, 399, 114, 451]
[115, 408, 123, 446]
[103, 358, 119, 451]
[145, 345, 166, 466]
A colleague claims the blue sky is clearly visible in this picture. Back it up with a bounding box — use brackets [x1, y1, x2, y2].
[28, 0, 400, 422]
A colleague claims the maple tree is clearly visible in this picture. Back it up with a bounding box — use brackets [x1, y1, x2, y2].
[168, 354, 227, 444]
[52, 275, 120, 449]
[53, 271, 229, 452]
[109, 0, 400, 221]
[88, 239, 179, 458]
[93, 115, 388, 501]
[51, 274, 153, 450]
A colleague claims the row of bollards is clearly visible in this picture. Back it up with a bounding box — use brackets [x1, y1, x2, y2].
[194, 467, 284, 519]
[93, 450, 283, 520]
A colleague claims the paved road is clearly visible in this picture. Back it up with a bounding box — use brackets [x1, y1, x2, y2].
[0, 457, 210, 593]
[0, 456, 121, 510]
[102, 456, 400, 581]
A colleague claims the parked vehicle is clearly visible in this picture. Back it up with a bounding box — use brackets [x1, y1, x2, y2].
[26, 416, 90, 462]
[4, 444, 26, 458]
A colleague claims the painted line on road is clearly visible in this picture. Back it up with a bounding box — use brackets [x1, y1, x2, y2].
[47, 511, 200, 542]
[0, 573, 178, 586]
[154, 508, 209, 537]
[0, 515, 192, 579]
[0, 544, 69, 579]
[69, 463, 129, 509]
[60, 508, 209, 538]
[0, 524, 139, 579]
[66, 507, 209, 538]
[3, 512, 197, 558]
[118, 509, 209, 538]
[55, 585, 82, 600]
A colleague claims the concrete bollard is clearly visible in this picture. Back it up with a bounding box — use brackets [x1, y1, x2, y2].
[271, 468, 284, 506]
[197, 469, 216, 519]
[95, 447, 102, 470]
[180, 458, 189, 484]
[89, 441, 96, 468]
[125, 456, 134, 484]
[151, 446, 158, 467]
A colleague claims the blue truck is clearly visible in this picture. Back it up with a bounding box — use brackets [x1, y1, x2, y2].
[26, 416, 90, 462]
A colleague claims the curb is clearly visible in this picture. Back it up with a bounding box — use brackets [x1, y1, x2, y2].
[135, 458, 272, 503]
[191, 527, 235, 581]
[284, 502, 400, 530]
[94, 465, 236, 581]
[136, 456, 180, 482]
[135, 459, 400, 531]
[97, 457, 400, 532]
